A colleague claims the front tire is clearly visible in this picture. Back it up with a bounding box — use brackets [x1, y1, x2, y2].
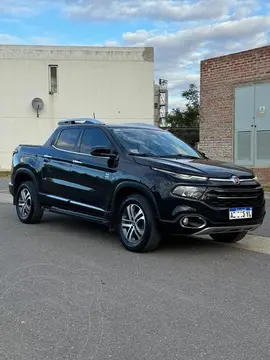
[15, 181, 44, 224]
[210, 231, 247, 243]
[118, 194, 161, 253]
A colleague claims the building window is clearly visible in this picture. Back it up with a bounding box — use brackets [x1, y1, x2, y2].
[49, 65, 58, 94]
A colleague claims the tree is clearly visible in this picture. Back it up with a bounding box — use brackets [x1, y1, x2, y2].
[182, 83, 199, 110]
[165, 83, 199, 128]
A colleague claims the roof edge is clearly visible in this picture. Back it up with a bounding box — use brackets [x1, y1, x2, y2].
[0, 44, 151, 52]
[201, 44, 270, 63]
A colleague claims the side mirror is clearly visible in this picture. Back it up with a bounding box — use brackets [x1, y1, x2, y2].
[91, 146, 117, 159]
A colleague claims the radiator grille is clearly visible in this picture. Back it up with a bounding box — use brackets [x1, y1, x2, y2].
[205, 187, 264, 208]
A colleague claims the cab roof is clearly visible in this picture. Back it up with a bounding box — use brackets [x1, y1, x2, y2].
[58, 118, 161, 130]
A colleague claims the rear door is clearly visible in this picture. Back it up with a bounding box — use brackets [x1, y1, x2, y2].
[41, 127, 82, 204]
[69, 127, 118, 215]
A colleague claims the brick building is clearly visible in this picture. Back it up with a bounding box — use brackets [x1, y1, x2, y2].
[200, 45, 270, 183]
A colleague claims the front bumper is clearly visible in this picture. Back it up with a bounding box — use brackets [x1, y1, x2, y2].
[158, 191, 266, 236]
[160, 211, 265, 236]
[194, 223, 262, 236]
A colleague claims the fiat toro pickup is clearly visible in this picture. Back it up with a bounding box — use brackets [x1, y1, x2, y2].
[9, 118, 265, 252]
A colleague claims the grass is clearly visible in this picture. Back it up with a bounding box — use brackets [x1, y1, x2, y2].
[0, 171, 10, 178]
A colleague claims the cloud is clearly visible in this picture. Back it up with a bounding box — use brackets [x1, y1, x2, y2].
[29, 36, 57, 45]
[0, 33, 21, 43]
[2, 0, 259, 23]
[121, 14, 270, 106]
[0, 0, 59, 17]
[0, 0, 38, 16]
[0, 0, 268, 111]
[123, 16, 270, 47]
[0, 17, 22, 23]
[64, 0, 236, 22]
[61, 0, 267, 110]
[104, 40, 119, 46]
[230, 0, 261, 19]
[0, 33, 57, 46]
[169, 96, 188, 111]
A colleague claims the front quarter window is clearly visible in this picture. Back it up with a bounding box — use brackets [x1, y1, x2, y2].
[79, 128, 112, 154]
[112, 127, 201, 158]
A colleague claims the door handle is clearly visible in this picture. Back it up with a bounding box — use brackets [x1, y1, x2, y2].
[44, 155, 52, 162]
[73, 160, 83, 164]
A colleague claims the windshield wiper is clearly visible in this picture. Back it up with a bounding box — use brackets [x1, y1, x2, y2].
[128, 153, 199, 159]
[128, 152, 153, 157]
[159, 154, 199, 159]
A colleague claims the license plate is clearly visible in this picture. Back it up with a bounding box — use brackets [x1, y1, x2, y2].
[229, 207, 252, 220]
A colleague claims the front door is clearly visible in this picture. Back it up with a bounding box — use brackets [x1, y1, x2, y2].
[68, 127, 118, 215]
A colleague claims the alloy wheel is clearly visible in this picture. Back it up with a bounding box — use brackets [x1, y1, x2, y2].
[121, 204, 146, 244]
[18, 187, 32, 220]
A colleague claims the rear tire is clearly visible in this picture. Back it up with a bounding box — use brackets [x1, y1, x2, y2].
[117, 194, 161, 253]
[210, 231, 247, 243]
[15, 181, 44, 224]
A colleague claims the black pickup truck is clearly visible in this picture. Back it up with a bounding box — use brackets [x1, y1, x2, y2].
[9, 118, 265, 252]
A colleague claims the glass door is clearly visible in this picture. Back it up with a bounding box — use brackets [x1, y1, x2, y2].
[234, 85, 255, 166]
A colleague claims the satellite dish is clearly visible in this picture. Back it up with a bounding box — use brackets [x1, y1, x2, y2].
[32, 98, 44, 117]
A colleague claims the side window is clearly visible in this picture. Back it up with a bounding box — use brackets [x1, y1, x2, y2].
[55, 129, 81, 151]
[80, 128, 112, 154]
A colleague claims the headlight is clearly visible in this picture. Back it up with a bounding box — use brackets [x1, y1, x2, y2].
[172, 186, 206, 199]
[152, 168, 208, 181]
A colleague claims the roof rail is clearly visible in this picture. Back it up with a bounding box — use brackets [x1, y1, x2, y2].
[58, 118, 104, 125]
[122, 122, 159, 128]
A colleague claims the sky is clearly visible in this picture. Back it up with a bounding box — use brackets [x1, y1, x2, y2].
[0, 0, 270, 110]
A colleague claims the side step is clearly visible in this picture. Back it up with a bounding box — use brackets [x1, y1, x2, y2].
[46, 206, 111, 226]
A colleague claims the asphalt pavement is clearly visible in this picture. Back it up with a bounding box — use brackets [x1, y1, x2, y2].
[0, 178, 269, 359]
[0, 177, 8, 191]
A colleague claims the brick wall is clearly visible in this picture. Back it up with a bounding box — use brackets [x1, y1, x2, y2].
[200, 45, 270, 183]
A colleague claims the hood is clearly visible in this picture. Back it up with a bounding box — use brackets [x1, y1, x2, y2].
[133, 156, 255, 179]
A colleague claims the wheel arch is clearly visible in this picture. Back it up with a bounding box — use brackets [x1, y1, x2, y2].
[13, 168, 39, 199]
[110, 181, 160, 220]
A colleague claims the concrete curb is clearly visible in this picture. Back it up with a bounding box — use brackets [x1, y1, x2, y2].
[231, 235, 270, 255]
[264, 192, 270, 199]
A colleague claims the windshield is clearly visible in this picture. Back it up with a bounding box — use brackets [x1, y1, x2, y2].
[112, 127, 201, 158]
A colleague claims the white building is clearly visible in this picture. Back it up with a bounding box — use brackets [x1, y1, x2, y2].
[0, 45, 154, 170]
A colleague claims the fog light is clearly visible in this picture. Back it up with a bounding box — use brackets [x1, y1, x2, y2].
[182, 217, 189, 226]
